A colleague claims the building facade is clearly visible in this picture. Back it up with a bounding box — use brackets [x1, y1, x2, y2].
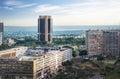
[86, 30, 103, 55]
[103, 30, 120, 57]
[86, 30, 120, 57]
[0, 23, 3, 46]
[0, 47, 72, 79]
[38, 16, 52, 43]
[0, 60, 33, 79]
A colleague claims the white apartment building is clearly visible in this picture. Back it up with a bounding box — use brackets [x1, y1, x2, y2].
[0, 32, 2, 45]
[0, 47, 72, 79]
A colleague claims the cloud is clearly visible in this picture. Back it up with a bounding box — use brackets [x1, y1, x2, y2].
[34, 0, 120, 14]
[2, 0, 36, 10]
[3, 6, 13, 10]
[34, 4, 62, 13]
[16, 3, 36, 8]
[1, 0, 120, 25]
[34, 0, 120, 25]
[34, 2, 89, 15]
[4, 0, 22, 6]
[0, 6, 13, 10]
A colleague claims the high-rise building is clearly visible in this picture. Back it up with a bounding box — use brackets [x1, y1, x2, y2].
[0, 22, 4, 46]
[86, 30, 103, 55]
[86, 30, 120, 57]
[103, 30, 120, 57]
[38, 16, 52, 43]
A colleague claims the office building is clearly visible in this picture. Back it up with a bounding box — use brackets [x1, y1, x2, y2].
[38, 16, 52, 43]
[0, 23, 3, 46]
[0, 46, 72, 79]
[86, 30, 103, 55]
[103, 30, 120, 57]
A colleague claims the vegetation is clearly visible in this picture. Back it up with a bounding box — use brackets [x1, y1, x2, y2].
[0, 44, 15, 51]
[104, 65, 120, 79]
[79, 50, 88, 57]
[72, 50, 77, 57]
[62, 60, 73, 66]
[13, 36, 85, 47]
[55, 56, 120, 79]
[97, 55, 105, 61]
[54, 58, 88, 79]
[62, 46, 74, 50]
[15, 36, 37, 47]
[53, 37, 85, 46]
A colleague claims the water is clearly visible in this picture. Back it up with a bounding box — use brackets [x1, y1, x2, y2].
[4, 25, 120, 37]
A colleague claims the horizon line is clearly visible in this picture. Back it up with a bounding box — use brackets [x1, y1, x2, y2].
[4, 25, 120, 27]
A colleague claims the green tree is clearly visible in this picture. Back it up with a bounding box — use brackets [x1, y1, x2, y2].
[72, 50, 77, 57]
[79, 50, 88, 58]
[97, 55, 105, 61]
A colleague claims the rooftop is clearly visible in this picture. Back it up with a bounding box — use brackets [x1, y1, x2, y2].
[0, 46, 68, 61]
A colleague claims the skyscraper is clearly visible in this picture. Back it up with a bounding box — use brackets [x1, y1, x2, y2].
[86, 30, 103, 55]
[0, 22, 3, 46]
[38, 16, 52, 43]
[86, 30, 120, 57]
[103, 30, 120, 57]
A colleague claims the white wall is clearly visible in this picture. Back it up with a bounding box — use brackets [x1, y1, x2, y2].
[0, 32, 2, 46]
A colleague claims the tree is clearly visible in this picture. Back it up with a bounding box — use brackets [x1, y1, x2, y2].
[97, 55, 105, 61]
[0, 44, 15, 51]
[72, 50, 77, 57]
[53, 37, 85, 45]
[62, 60, 72, 66]
[79, 50, 88, 57]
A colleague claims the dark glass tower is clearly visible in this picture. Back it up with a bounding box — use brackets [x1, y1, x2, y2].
[38, 16, 52, 43]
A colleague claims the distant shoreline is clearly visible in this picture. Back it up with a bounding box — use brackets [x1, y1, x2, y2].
[4, 25, 120, 37]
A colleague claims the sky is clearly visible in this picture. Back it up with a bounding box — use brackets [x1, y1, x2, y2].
[0, 0, 120, 26]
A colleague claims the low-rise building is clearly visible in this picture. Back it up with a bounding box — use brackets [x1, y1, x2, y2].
[4, 38, 16, 46]
[0, 46, 28, 59]
[0, 46, 72, 79]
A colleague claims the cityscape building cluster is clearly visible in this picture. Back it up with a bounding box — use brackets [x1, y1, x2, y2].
[0, 15, 120, 79]
[0, 16, 73, 79]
